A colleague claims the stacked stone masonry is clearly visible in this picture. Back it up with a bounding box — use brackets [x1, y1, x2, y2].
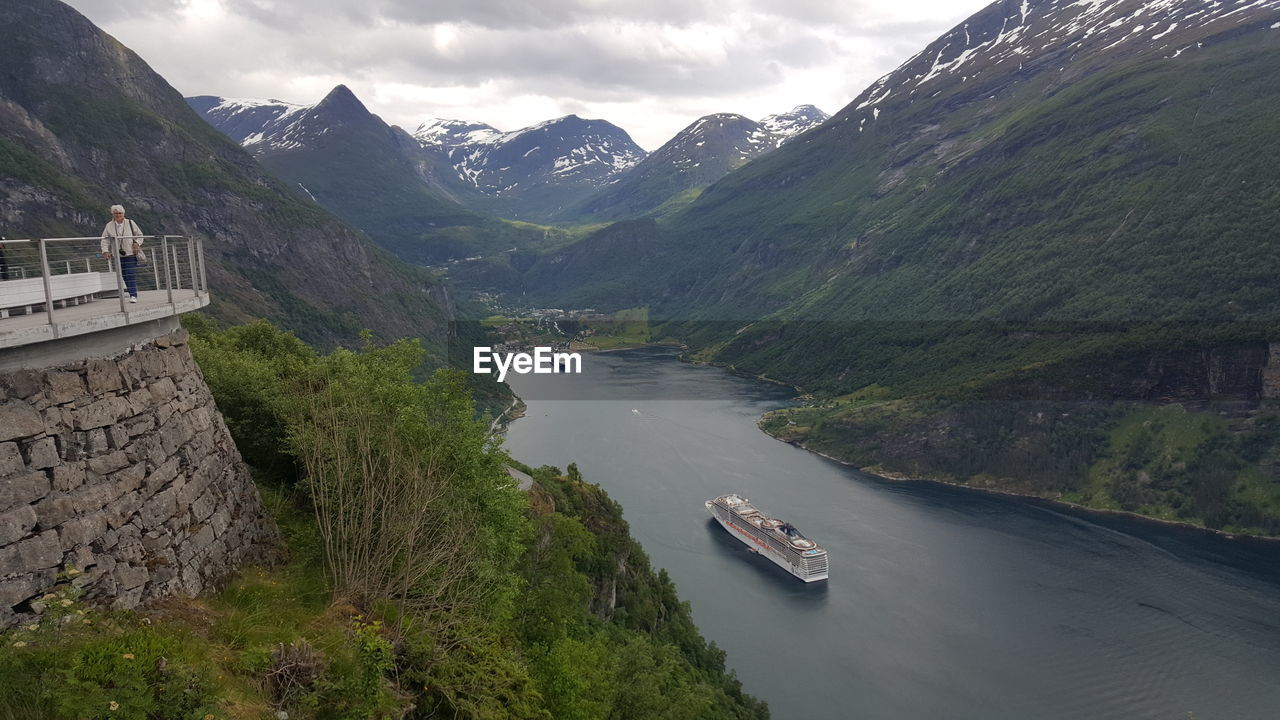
[0, 329, 276, 627]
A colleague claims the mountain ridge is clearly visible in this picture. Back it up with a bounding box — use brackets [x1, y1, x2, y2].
[474, 0, 1280, 532]
[568, 106, 830, 221]
[414, 113, 647, 220]
[195, 93, 828, 225]
[186, 85, 537, 266]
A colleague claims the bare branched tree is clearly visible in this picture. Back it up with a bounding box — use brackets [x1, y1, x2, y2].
[296, 376, 497, 633]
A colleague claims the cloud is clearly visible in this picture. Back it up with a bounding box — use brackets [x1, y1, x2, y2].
[64, 0, 189, 23]
[62, 0, 989, 149]
[225, 0, 719, 30]
[358, 19, 836, 98]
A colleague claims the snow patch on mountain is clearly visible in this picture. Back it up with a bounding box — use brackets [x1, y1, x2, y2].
[413, 118, 502, 148]
[759, 105, 831, 144]
[189, 96, 311, 151]
[415, 115, 646, 195]
[845, 0, 1280, 131]
[213, 96, 304, 113]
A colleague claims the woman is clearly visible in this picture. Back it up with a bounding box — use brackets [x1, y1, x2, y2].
[100, 204, 144, 302]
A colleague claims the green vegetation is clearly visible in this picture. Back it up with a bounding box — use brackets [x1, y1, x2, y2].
[764, 393, 1280, 535]
[0, 581, 230, 720]
[1074, 406, 1280, 533]
[646, 187, 705, 221]
[470, 31, 1280, 534]
[0, 320, 766, 719]
[471, 308, 660, 354]
[511, 463, 768, 720]
[500, 220, 612, 250]
[0, 485, 414, 720]
[568, 308, 654, 350]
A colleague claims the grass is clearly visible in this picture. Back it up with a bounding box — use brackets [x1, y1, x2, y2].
[578, 307, 653, 349]
[1073, 406, 1219, 510]
[0, 482, 404, 720]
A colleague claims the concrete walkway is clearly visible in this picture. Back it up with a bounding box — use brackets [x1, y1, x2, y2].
[0, 289, 206, 350]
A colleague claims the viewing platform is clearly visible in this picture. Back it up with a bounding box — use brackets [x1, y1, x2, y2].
[0, 235, 208, 369]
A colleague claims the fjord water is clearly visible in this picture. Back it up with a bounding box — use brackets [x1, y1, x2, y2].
[503, 347, 1280, 720]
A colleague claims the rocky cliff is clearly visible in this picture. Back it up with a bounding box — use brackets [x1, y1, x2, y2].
[0, 0, 453, 349]
[1265, 342, 1280, 402]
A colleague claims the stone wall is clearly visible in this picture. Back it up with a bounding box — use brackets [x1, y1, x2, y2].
[0, 328, 276, 627]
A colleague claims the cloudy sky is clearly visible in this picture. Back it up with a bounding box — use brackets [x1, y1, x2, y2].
[65, 0, 989, 150]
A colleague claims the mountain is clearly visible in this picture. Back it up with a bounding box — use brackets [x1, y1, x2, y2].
[412, 117, 502, 148]
[414, 114, 647, 220]
[758, 105, 829, 140]
[523, 0, 1280, 343]
[489, 0, 1280, 532]
[184, 95, 308, 147]
[188, 88, 549, 265]
[192, 96, 823, 229]
[569, 107, 829, 222]
[671, 0, 1280, 328]
[0, 0, 456, 349]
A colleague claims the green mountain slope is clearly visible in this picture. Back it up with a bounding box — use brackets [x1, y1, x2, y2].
[497, 0, 1280, 378]
[506, 0, 1280, 334]
[702, 32, 1280, 391]
[190, 95, 634, 264]
[0, 0, 453, 350]
[568, 114, 769, 223]
[224, 86, 550, 265]
[562, 108, 829, 224]
[478, 0, 1280, 532]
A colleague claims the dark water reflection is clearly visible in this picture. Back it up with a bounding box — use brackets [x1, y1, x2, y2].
[503, 347, 1280, 720]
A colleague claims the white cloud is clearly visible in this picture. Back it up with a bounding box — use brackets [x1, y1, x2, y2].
[65, 0, 989, 149]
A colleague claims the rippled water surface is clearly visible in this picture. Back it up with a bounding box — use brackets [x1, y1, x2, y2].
[503, 347, 1280, 720]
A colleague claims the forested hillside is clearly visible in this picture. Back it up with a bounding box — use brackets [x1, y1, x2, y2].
[0, 319, 769, 719]
[468, 0, 1280, 533]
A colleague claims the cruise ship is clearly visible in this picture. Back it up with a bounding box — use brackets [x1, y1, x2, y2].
[705, 494, 828, 582]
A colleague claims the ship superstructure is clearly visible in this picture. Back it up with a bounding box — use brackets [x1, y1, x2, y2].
[705, 494, 828, 582]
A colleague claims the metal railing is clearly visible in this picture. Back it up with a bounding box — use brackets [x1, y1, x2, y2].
[0, 235, 207, 325]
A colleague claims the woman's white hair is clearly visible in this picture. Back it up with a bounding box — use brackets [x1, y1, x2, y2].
[110, 204, 125, 214]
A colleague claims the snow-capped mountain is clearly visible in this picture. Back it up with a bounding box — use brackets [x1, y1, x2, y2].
[569, 106, 829, 221]
[188, 85, 492, 263]
[416, 105, 827, 215]
[188, 85, 476, 203]
[413, 118, 503, 149]
[414, 115, 647, 218]
[534, 0, 1280, 326]
[758, 105, 830, 145]
[665, 113, 773, 172]
[188, 85, 393, 158]
[191, 88, 822, 224]
[190, 88, 647, 220]
[843, 0, 1280, 135]
[185, 96, 310, 149]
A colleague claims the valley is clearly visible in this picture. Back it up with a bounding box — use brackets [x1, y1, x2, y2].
[4, 0, 1280, 717]
[179, 0, 1280, 536]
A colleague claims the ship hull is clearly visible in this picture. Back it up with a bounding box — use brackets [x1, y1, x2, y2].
[706, 501, 829, 582]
